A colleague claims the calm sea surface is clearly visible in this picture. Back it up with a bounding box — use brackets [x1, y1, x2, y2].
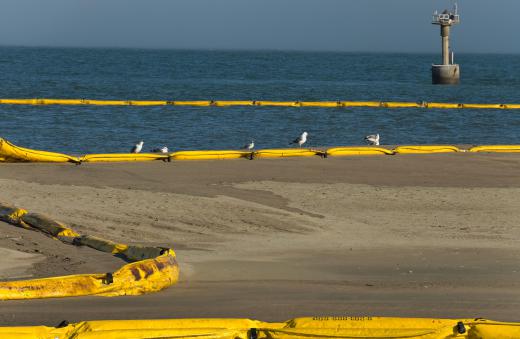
[0, 47, 519, 153]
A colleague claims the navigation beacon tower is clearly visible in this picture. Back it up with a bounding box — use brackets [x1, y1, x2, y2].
[431, 3, 460, 84]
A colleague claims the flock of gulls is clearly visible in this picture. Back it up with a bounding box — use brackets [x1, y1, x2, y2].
[131, 132, 380, 154]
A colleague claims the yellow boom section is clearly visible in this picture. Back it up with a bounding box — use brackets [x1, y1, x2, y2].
[1, 98, 520, 109]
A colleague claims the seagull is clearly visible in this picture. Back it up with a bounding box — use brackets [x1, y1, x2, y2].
[131, 141, 144, 153]
[242, 140, 255, 150]
[364, 134, 380, 146]
[151, 146, 169, 154]
[290, 132, 308, 147]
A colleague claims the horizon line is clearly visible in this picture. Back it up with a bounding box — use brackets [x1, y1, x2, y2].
[0, 43, 518, 56]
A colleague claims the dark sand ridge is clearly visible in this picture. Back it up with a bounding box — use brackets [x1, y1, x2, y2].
[0, 153, 519, 326]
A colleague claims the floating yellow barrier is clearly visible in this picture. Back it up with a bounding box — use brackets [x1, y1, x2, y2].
[84, 99, 130, 106]
[383, 101, 422, 108]
[127, 100, 168, 106]
[253, 100, 301, 107]
[340, 101, 381, 107]
[172, 100, 213, 106]
[170, 150, 252, 160]
[1, 98, 520, 109]
[80, 153, 169, 163]
[299, 101, 339, 107]
[426, 102, 462, 109]
[4, 137, 520, 164]
[393, 145, 461, 154]
[0, 138, 80, 163]
[213, 100, 255, 106]
[0, 317, 519, 338]
[0, 202, 179, 300]
[469, 145, 520, 153]
[327, 147, 394, 156]
[254, 148, 322, 158]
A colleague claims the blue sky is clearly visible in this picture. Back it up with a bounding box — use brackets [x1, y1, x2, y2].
[0, 0, 518, 53]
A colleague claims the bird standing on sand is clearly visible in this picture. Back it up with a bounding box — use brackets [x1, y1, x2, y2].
[131, 141, 144, 153]
[290, 132, 308, 147]
[243, 140, 255, 150]
[365, 134, 380, 146]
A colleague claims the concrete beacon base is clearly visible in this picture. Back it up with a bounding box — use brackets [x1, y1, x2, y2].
[432, 64, 460, 85]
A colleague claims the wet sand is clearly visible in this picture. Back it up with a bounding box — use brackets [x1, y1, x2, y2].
[0, 153, 519, 325]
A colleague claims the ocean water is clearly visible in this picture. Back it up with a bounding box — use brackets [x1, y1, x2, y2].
[0, 46, 519, 154]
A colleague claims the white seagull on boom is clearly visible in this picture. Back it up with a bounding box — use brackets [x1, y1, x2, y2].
[131, 141, 144, 153]
[364, 134, 380, 146]
[290, 132, 308, 148]
[151, 146, 169, 153]
[243, 140, 255, 150]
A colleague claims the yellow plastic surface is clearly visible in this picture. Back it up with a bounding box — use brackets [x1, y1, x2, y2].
[383, 101, 422, 108]
[0, 138, 80, 163]
[0, 317, 519, 339]
[0, 202, 178, 300]
[393, 145, 461, 154]
[172, 100, 213, 106]
[75, 235, 165, 261]
[0, 203, 28, 225]
[5, 137, 520, 165]
[74, 235, 129, 254]
[127, 100, 168, 106]
[327, 147, 394, 156]
[469, 145, 520, 153]
[80, 153, 169, 162]
[1, 98, 520, 109]
[22, 213, 80, 237]
[254, 148, 321, 158]
[426, 102, 462, 109]
[170, 150, 252, 160]
[213, 100, 255, 106]
[340, 101, 381, 107]
[253, 101, 301, 107]
[0, 250, 178, 300]
[299, 101, 340, 107]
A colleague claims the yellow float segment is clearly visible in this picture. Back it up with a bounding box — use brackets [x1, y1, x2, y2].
[327, 147, 394, 156]
[0, 138, 80, 163]
[213, 100, 255, 106]
[299, 101, 340, 107]
[0, 202, 179, 300]
[254, 148, 321, 158]
[393, 145, 460, 154]
[80, 153, 169, 162]
[340, 101, 381, 107]
[170, 150, 252, 160]
[425, 102, 462, 109]
[171, 100, 213, 106]
[0, 98, 520, 109]
[0, 251, 178, 300]
[382, 101, 422, 108]
[0, 317, 519, 338]
[254, 101, 300, 107]
[469, 145, 520, 153]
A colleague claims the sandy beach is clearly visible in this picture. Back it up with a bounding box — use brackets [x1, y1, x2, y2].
[1, 153, 520, 325]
